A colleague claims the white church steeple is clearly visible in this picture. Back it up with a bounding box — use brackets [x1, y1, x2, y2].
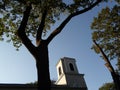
[55, 57, 87, 89]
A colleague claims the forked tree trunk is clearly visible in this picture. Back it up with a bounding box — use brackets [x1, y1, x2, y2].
[17, 1, 102, 90]
[17, 4, 51, 90]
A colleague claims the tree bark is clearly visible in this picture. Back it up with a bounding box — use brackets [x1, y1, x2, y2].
[35, 40, 51, 90]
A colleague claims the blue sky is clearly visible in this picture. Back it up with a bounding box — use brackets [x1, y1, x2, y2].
[0, 1, 117, 90]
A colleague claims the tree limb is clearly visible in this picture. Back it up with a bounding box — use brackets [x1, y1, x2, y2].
[93, 40, 120, 90]
[46, 0, 102, 44]
[93, 40, 114, 72]
[72, 0, 102, 17]
[46, 15, 72, 44]
[36, 9, 47, 45]
[17, 3, 36, 55]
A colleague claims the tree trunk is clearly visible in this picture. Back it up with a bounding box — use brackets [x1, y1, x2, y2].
[34, 41, 51, 90]
[111, 72, 120, 90]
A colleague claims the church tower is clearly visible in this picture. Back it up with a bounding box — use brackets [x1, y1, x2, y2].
[55, 57, 87, 89]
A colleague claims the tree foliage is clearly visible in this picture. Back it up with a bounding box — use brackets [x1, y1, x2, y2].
[91, 1, 120, 69]
[0, 0, 67, 48]
[0, 0, 103, 49]
[99, 82, 115, 90]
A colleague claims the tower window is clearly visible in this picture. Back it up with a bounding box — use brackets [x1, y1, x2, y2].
[58, 67, 62, 76]
[69, 63, 74, 71]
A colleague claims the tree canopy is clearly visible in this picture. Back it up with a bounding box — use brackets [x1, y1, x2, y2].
[99, 82, 115, 90]
[91, 0, 120, 69]
[0, 0, 67, 48]
[0, 0, 104, 49]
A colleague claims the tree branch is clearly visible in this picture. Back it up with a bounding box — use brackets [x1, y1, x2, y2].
[17, 3, 36, 55]
[72, 0, 102, 17]
[93, 40, 120, 90]
[46, 15, 72, 44]
[93, 40, 114, 72]
[36, 9, 47, 45]
[18, 4, 32, 33]
[46, 0, 102, 44]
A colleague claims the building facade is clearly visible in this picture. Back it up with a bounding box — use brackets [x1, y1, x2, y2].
[55, 57, 87, 89]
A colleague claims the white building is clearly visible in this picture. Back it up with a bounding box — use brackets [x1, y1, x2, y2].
[0, 57, 88, 90]
[55, 57, 87, 89]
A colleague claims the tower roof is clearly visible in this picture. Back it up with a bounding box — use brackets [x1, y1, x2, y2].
[56, 57, 76, 66]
